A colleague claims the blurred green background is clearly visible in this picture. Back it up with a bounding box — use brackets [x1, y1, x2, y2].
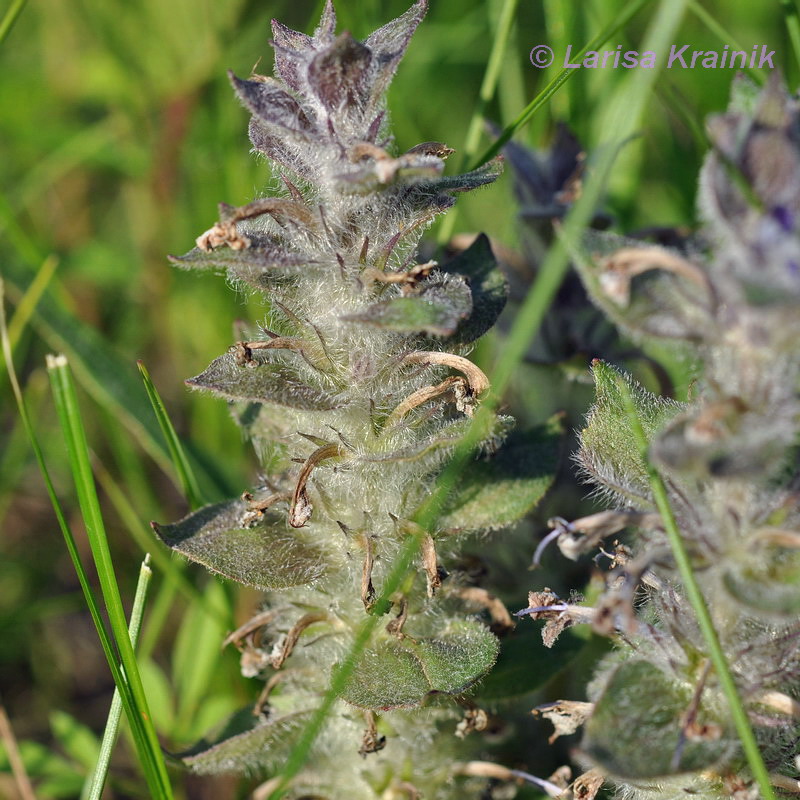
[0, 0, 793, 797]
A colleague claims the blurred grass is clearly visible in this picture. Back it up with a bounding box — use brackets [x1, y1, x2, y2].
[0, 0, 792, 797]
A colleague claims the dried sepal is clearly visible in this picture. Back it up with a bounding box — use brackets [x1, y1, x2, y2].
[532, 700, 594, 744]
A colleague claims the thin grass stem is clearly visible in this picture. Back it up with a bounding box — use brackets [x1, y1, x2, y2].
[616, 377, 776, 800]
[0, 0, 26, 46]
[437, 0, 520, 245]
[780, 0, 800, 76]
[138, 361, 204, 509]
[469, 0, 651, 172]
[46, 354, 173, 799]
[84, 555, 153, 800]
[1, 280, 161, 795]
[687, 0, 766, 84]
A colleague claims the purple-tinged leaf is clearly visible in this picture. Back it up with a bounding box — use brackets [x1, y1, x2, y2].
[307, 33, 372, 112]
[270, 20, 313, 92]
[413, 156, 504, 194]
[229, 73, 314, 134]
[168, 236, 312, 289]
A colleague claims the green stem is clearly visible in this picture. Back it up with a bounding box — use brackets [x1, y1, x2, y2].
[85, 555, 153, 800]
[617, 378, 777, 800]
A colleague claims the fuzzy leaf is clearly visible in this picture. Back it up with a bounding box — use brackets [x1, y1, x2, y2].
[722, 549, 800, 617]
[579, 361, 684, 506]
[415, 156, 504, 194]
[248, 119, 315, 179]
[437, 416, 562, 534]
[365, 0, 427, 103]
[229, 73, 314, 134]
[307, 32, 372, 112]
[270, 20, 313, 93]
[365, 415, 514, 465]
[179, 708, 312, 774]
[169, 235, 312, 288]
[153, 500, 325, 589]
[343, 275, 471, 336]
[582, 660, 732, 779]
[187, 349, 342, 411]
[577, 232, 712, 341]
[442, 233, 508, 344]
[342, 620, 498, 710]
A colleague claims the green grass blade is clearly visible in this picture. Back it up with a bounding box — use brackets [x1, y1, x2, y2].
[616, 377, 777, 800]
[0, 279, 159, 795]
[0, 0, 26, 46]
[437, 0, 520, 246]
[84, 555, 153, 800]
[1, 259, 232, 498]
[687, 0, 766, 84]
[469, 0, 651, 171]
[46, 354, 173, 799]
[138, 360, 204, 509]
[780, 0, 800, 75]
[6, 254, 59, 353]
[91, 455, 227, 625]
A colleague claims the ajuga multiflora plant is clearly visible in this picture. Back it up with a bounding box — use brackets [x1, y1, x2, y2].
[521, 76, 800, 800]
[155, 3, 559, 796]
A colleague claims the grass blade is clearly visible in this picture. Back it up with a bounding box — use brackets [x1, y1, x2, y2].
[1, 279, 163, 796]
[616, 377, 777, 800]
[687, 0, 767, 84]
[437, 0, 520, 245]
[46, 353, 173, 799]
[6, 254, 59, 353]
[2, 258, 233, 498]
[780, 0, 800, 75]
[138, 360, 204, 509]
[84, 555, 153, 800]
[469, 0, 652, 171]
[0, 0, 26, 47]
[91, 455, 228, 626]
